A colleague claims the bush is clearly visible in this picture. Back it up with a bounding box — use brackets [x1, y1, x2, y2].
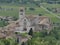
[39, 14, 42, 16]
[29, 8, 35, 11]
[13, 17, 18, 21]
[21, 42, 25, 45]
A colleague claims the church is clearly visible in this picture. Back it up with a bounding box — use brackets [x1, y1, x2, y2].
[14, 7, 52, 33]
[0, 7, 53, 38]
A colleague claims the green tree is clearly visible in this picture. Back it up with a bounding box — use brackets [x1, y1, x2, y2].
[28, 28, 33, 36]
[21, 42, 25, 45]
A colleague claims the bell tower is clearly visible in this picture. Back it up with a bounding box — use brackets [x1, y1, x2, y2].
[19, 7, 25, 20]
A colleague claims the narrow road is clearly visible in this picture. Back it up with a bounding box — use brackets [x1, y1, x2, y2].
[40, 6, 60, 19]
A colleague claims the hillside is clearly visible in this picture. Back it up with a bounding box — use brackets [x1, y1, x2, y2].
[0, 0, 60, 45]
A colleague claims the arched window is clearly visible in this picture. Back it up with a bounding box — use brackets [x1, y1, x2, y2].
[24, 19, 26, 24]
[20, 9, 23, 12]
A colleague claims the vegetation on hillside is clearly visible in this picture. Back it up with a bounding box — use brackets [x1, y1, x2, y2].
[0, 0, 60, 45]
[26, 28, 60, 45]
[0, 38, 18, 45]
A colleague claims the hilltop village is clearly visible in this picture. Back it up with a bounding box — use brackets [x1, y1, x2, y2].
[0, 7, 52, 44]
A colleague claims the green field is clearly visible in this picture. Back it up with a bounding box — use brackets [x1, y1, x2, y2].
[41, 3, 60, 16]
[0, 5, 19, 17]
[41, 3, 60, 8]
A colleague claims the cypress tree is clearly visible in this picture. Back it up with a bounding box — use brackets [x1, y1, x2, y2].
[28, 28, 33, 36]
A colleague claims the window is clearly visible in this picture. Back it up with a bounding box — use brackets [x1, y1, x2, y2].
[24, 19, 26, 21]
[20, 13, 23, 15]
[20, 9, 23, 12]
[24, 19, 27, 24]
[23, 28, 27, 31]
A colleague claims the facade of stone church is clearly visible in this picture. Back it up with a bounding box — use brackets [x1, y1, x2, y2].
[15, 7, 52, 33]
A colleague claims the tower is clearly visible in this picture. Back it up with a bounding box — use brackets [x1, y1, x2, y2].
[18, 7, 31, 33]
[19, 7, 25, 20]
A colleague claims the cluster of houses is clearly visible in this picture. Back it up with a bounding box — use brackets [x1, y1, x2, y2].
[0, 7, 52, 44]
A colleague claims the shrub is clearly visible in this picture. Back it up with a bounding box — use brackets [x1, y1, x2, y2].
[29, 8, 35, 11]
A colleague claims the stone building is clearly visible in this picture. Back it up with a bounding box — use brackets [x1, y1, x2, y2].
[0, 7, 52, 39]
[15, 7, 52, 33]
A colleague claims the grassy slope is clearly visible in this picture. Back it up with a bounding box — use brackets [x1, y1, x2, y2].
[42, 3, 60, 16]
[0, 5, 19, 17]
